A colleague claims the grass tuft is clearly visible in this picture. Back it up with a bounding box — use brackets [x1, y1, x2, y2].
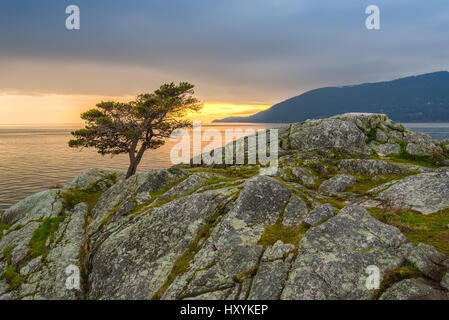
[62, 189, 102, 212]
[0, 223, 9, 240]
[28, 216, 65, 259]
[2, 246, 13, 264]
[369, 208, 449, 255]
[205, 176, 234, 185]
[186, 165, 259, 179]
[2, 265, 23, 291]
[389, 142, 443, 168]
[1, 247, 23, 291]
[258, 223, 308, 248]
[346, 173, 412, 195]
[62, 173, 117, 211]
[372, 262, 422, 300]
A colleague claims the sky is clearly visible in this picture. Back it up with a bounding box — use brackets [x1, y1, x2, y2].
[0, 0, 448, 124]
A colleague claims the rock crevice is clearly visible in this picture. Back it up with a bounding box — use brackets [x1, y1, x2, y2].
[1, 113, 449, 300]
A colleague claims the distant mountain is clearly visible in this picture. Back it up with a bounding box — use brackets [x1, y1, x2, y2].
[213, 71, 449, 123]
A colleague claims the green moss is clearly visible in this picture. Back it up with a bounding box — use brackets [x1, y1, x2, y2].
[198, 180, 242, 193]
[186, 165, 259, 179]
[369, 208, 449, 255]
[372, 262, 422, 300]
[62, 189, 102, 212]
[127, 179, 187, 217]
[282, 165, 325, 189]
[28, 215, 65, 259]
[11, 224, 24, 231]
[0, 223, 9, 240]
[131, 175, 234, 217]
[280, 167, 295, 180]
[389, 142, 442, 168]
[234, 266, 259, 282]
[271, 178, 315, 210]
[145, 177, 186, 201]
[366, 128, 378, 144]
[98, 210, 115, 229]
[217, 165, 260, 179]
[442, 143, 449, 158]
[312, 216, 333, 227]
[205, 176, 234, 185]
[129, 198, 167, 217]
[152, 201, 230, 300]
[257, 223, 308, 249]
[62, 173, 117, 211]
[346, 173, 411, 195]
[280, 137, 290, 150]
[2, 247, 13, 264]
[149, 196, 179, 209]
[2, 265, 23, 291]
[149, 185, 173, 200]
[1, 247, 23, 291]
[318, 198, 345, 210]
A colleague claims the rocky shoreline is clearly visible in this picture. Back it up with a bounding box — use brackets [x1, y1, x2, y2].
[1, 113, 449, 300]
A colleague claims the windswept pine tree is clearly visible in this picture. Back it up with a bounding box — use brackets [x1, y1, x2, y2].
[69, 82, 202, 178]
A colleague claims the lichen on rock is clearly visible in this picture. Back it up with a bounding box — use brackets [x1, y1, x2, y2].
[1, 113, 449, 300]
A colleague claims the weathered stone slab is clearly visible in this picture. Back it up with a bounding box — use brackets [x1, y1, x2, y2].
[303, 204, 335, 227]
[376, 172, 449, 214]
[319, 175, 356, 196]
[282, 206, 408, 300]
[283, 196, 308, 227]
[380, 278, 448, 300]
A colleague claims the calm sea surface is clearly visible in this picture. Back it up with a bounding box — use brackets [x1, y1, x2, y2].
[0, 123, 279, 213]
[0, 122, 448, 214]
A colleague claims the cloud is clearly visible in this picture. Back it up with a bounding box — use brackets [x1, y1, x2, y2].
[0, 0, 448, 104]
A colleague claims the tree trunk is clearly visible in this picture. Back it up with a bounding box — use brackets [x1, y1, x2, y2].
[126, 159, 138, 179]
[126, 145, 146, 179]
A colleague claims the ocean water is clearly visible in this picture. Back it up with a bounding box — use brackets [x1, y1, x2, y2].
[0, 123, 277, 214]
[402, 123, 449, 141]
[0, 122, 448, 214]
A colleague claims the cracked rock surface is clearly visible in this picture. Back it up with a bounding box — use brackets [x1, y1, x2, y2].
[1, 113, 449, 300]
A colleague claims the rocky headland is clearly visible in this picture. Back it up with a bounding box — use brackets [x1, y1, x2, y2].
[1, 113, 449, 300]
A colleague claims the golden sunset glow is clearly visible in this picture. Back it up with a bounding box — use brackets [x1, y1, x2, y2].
[0, 94, 270, 124]
[190, 103, 271, 123]
[0, 94, 133, 124]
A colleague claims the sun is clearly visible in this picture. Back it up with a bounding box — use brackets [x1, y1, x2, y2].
[187, 102, 271, 123]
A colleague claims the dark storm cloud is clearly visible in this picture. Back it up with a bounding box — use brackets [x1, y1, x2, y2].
[0, 0, 448, 103]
